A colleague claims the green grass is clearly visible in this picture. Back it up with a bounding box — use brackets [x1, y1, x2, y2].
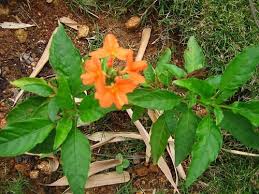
[116, 181, 136, 194]
[0, 174, 30, 194]
[201, 152, 259, 194]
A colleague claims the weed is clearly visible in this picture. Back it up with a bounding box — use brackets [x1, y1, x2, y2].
[116, 181, 136, 194]
[1, 174, 30, 194]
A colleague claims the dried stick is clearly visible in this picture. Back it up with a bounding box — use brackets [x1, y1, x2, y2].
[222, 148, 259, 157]
[13, 27, 57, 105]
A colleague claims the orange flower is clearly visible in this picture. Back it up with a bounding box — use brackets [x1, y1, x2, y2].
[124, 50, 148, 73]
[95, 77, 137, 109]
[80, 57, 105, 88]
[90, 34, 131, 61]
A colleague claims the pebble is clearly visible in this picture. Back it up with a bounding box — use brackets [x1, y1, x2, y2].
[125, 16, 141, 30]
[15, 29, 28, 43]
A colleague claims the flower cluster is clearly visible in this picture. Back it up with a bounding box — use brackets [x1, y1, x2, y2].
[81, 34, 147, 109]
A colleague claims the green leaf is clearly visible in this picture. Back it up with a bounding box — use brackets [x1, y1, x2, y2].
[186, 116, 222, 187]
[30, 130, 56, 154]
[11, 78, 54, 97]
[61, 128, 91, 194]
[79, 94, 113, 123]
[214, 107, 224, 126]
[230, 101, 259, 127]
[220, 110, 259, 149]
[56, 74, 74, 110]
[156, 63, 187, 86]
[132, 106, 145, 122]
[184, 36, 205, 73]
[0, 119, 54, 156]
[144, 63, 155, 83]
[48, 97, 60, 122]
[161, 64, 187, 78]
[174, 78, 215, 99]
[7, 96, 48, 124]
[217, 45, 259, 102]
[157, 48, 172, 65]
[54, 117, 73, 150]
[206, 75, 221, 90]
[50, 24, 83, 95]
[150, 113, 171, 163]
[175, 109, 199, 165]
[128, 89, 180, 110]
[115, 153, 129, 174]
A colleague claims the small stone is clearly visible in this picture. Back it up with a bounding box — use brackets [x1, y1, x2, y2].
[15, 29, 28, 43]
[46, 0, 53, 3]
[29, 170, 39, 179]
[37, 161, 51, 174]
[77, 25, 89, 38]
[31, 62, 36, 67]
[125, 16, 141, 30]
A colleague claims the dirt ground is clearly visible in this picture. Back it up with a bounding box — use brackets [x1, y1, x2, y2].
[0, 0, 187, 193]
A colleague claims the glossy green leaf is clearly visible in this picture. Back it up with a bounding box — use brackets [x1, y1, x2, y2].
[79, 94, 113, 123]
[231, 101, 259, 127]
[186, 116, 222, 187]
[48, 97, 60, 122]
[128, 89, 181, 110]
[61, 128, 91, 194]
[56, 74, 74, 110]
[0, 119, 54, 156]
[144, 63, 155, 83]
[7, 96, 48, 124]
[150, 113, 171, 164]
[54, 117, 73, 150]
[175, 109, 199, 165]
[214, 106, 224, 126]
[30, 130, 56, 154]
[115, 153, 129, 174]
[221, 110, 259, 149]
[132, 106, 145, 122]
[156, 63, 187, 85]
[174, 78, 215, 99]
[11, 77, 54, 97]
[184, 36, 205, 73]
[206, 75, 221, 90]
[50, 24, 83, 95]
[217, 45, 259, 102]
[157, 48, 172, 65]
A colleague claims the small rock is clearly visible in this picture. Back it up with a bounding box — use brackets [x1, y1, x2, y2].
[15, 163, 31, 176]
[77, 25, 89, 38]
[0, 5, 9, 15]
[125, 16, 141, 30]
[46, 0, 53, 3]
[30, 170, 39, 179]
[15, 29, 28, 43]
[37, 161, 51, 174]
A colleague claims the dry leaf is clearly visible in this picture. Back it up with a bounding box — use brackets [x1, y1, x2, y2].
[88, 131, 142, 143]
[30, 170, 39, 179]
[46, 159, 121, 186]
[85, 171, 130, 189]
[0, 22, 35, 29]
[59, 17, 79, 30]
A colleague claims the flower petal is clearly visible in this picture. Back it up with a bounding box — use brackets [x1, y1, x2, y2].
[90, 48, 110, 59]
[116, 47, 132, 60]
[103, 34, 120, 52]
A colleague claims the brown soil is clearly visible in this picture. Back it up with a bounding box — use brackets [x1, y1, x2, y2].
[0, 1, 183, 194]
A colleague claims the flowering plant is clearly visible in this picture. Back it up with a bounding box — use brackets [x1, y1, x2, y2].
[0, 24, 259, 194]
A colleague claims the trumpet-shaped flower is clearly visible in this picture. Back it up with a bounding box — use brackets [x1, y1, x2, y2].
[80, 57, 105, 88]
[124, 50, 148, 73]
[95, 77, 138, 109]
[90, 34, 131, 61]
